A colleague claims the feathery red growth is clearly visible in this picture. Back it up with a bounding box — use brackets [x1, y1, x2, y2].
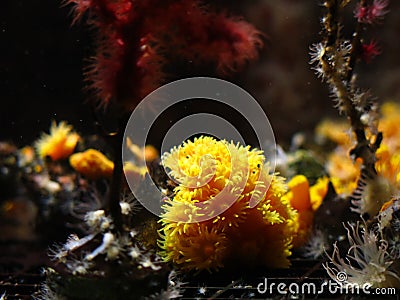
[65, 0, 263, 111]
[354, 0, 389, 24]
[361, 40, 382, 63]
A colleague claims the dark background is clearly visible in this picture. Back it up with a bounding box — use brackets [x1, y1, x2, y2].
[1, 0, 92, 145]
[2, 0, 400, 147]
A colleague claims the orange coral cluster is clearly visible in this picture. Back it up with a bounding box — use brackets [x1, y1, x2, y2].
[70, 147, 150, 181]
[159, 136, 299, 272]
[35, 121, 80, 161]
[69, 149, 114, 180]
[284, 175, 329, 247]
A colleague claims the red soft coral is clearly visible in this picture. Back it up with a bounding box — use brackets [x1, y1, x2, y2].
[361, 40, 382, 63]
[150, 2, 263, 75]
[66, 0, 263, 111]
[354, 0, 389, 24]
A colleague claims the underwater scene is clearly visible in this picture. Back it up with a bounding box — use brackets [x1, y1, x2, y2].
[2, 0, 400, 299]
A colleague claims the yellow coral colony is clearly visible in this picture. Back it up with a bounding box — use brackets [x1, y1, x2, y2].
[69, 149, 114, 180]
[158, 136, 299, 272]
[35, 121, 80, 161]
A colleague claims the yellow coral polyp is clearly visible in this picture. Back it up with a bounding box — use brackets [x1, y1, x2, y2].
[124, 161, 148, 186]
[379, 102, 400, 154]
[286, 175, 311, 211]
[316, 119, 353, 146]
[35, 121, 80, 161]
[284, 175, 317, 248]
[126, 137, 159, 162]
[69, 149, 114, 180]
[159, 136, 299, 272]
[309, 176, 329, 211]
[314, 102, 400, 217]
[327, 148, 361, 196]
[159, 223, 228, 272]
[354, 145, 400, 216]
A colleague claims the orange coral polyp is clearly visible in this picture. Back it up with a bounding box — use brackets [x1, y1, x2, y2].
[287, 175, 311, 211]
[284, 175, 328, 248]
[69, 149, 114, 180]
[35, 121, 80, 161]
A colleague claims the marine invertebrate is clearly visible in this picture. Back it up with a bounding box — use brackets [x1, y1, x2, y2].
[159, 136, 298, 272]
[285, 175, 334, 247]
[314, 105, 400, 217]
[65, 0, 263, 111]
[309, 176, 330, 211]
[126, 138, 159, 163]
[315, 119, 352, 147]
[144, 271, 184, 299]
[351, 145, 400, 217]
[317, 102, 400, 156]
[376, 199, 400, 262]
[160, 223, 229, 272]
[354, 0, 389, 24]
[123, 162, 147, 189]
[302, 229, 329, 259]
[35, 121, 80, 161]
[327, 148, 361, 196]
[309, 0, 386, 198]
[378, 102, 400, 154]
[361, 40, 382, 63]
[48, 202, 165, 280]
[42, 212, 171, 298]
[285, 175, 315, 248]
[287, 175, 312, 212]
[324, 222, 400, 288]
[69, 149, 114, 180]
[33, 281, 64, 300]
